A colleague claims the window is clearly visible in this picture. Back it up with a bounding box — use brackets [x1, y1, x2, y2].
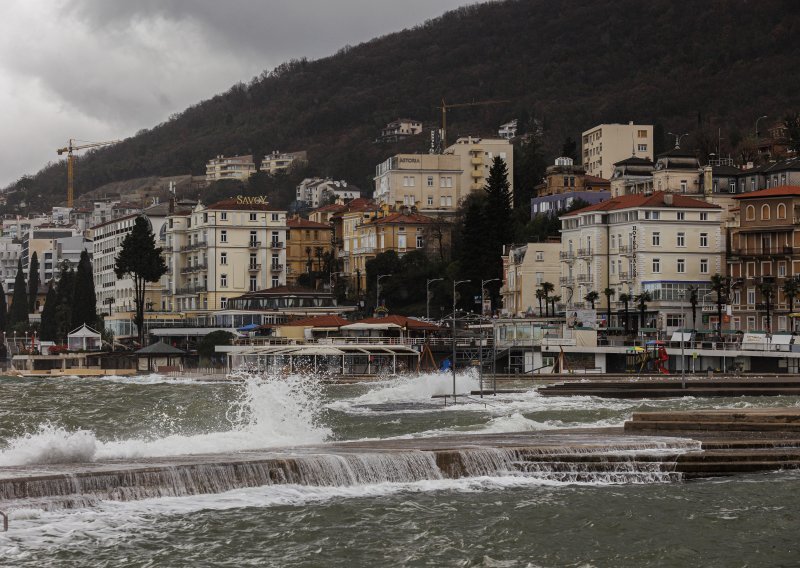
[778, 262, 787, 277]
[203, 213, 208, 223]
[249, 230, 258, 245]
[220, 230, 227, 243]
[536, 272, 544, 285]
[220, 274, 228, 288]
[611, 234, 616, 249]
[249, 253, 257, 269]
[677, 232, 685, 247]
[427, 176, 434, 187]
[427, 195, 433, 206]
[733, 290, 741, 306]
[439, 196, 446, 207]
[652, 232, 660, 246]
[535, 251, 544, 261]
[700, 233, 708, 247]
[677, 212, 685, 221]
[220, 297, 227, 309]
[745, 205, 755, 221]
[778, 203, 787, 219]
[249, 277, 257, 292]
[220, 212, 228, 221]
[220, 252, 227, 265]
[677, 258, 685, 273]
[272, 277, 279, 287]
[700, 212, 708, 221]
[700, 259, 709, 273]
[761, 204, 771, 220]
[638, 129, 647, 138]
[747, 288, 756, 305]
[272, 214, 279, 222]
[249, 213, 257, 222]
[680, 180, 688, 193]
[652, 258, 661, 273]
[416, 235, 424, 248]
[637, 144, 647, 152]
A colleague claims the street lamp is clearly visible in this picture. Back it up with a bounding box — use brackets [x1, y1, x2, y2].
[667, 132, 689, 149]
[376, 274, 390, 312]
[426, 278, 444, 320]
[451, 279, 471, 404]
[479, 278, 500, 398]
[679, 290, 686, 389]
[756, 115, 768, 138]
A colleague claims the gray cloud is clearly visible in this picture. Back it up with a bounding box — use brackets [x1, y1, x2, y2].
[0, 0, 475, 187]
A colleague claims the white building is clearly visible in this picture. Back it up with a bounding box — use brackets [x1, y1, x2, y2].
[582, 122, 653, 180]
[498, 119, 518, 140]
[260, 151, 307, 175]
[206, 155, 257, 182]
[296, 178, 360, 208]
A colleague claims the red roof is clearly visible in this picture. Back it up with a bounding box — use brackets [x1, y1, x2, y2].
[732, 185, 800, 200]
[352, 315, 440, 330]
[561, 191, 719, 217]
[205, 197, 280, 211]
[312, 203, 346, 213]
[283, 315, 348, 328]
[371, 212, 435, 225]
[584, 175, 610, 185]
[287, 218, 331, 229]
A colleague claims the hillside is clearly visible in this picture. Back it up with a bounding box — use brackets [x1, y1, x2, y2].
[5, 0, 800, 211]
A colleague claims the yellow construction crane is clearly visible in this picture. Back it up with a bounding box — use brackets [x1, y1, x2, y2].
[436, 98, 511, 149]
[57, 138, 120, 207]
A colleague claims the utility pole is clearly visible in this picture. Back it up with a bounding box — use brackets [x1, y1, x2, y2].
[452, 279, 471, 404]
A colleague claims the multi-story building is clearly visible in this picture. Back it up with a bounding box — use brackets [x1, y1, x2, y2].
[296, 178, 360, 208]
[22, 227, 78, 283]
[164, 198, 287, 313]
[531, 157, 610, 215]
[91, 204, 169, 316]
[609, 156, 654, 198]
[652, 147, 701, 194]
[582, 122, 653, 180]
[260, 150, 307, 175]
[728, 185, 800, 333]
[205, 155, 256, 182]
[498, 119, 518, 140]
[286, 217, 333, 285]
[500, 240, 561, 316]
[309, 203, 345, 225]
[380, 119, 423, 142]
[559, 192, 722, 332]
[0, 237, 21, 293]
[373, 137, 513, 215]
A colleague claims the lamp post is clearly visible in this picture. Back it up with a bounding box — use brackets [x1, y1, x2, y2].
[679, 290, 686, 389]
[426, 278, 444, 320]
[756, 115, 768, 138]
[452, 279, 471, 404]
[479, 278, 500, 398]
[667, 131, 689, 149]
[376, 274, 390, 313]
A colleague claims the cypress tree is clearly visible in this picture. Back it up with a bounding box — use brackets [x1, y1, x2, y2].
[71, 250, 97, 329]
[54, 260, 75, 341]
[8, 258, 29, 330]
[0, 281, 6, 332]
[27, 251, 40, 314]
[40, 281, 58, 341]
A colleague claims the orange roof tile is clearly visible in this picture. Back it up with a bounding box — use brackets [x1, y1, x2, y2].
[352, 315, 440, 330]
[283, 315, 349, 328]
[731, 185, 800, 199]
[287, 218, 331, 229]
[561, 191, 719, 217]
[371, 212, 435, 225]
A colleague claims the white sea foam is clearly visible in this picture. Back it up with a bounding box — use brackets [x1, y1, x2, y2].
[0, 372, 331, 466]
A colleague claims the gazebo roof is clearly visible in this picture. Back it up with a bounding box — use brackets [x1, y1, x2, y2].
[67, 324, 101, 338]
[136, 341, 186, 355]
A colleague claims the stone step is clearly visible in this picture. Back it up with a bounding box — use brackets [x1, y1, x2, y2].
[540, 387, 800, 398]
[625, 420, 800, 433]
[631, 410, 800, 424]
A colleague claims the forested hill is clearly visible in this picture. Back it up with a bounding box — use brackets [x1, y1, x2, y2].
[7, 0, 800, 210]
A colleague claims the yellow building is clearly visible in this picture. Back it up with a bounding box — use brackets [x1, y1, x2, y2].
[582, 122, 653, 180]
[444, 136, 514, 197]
[164, 198, 288, 312]
[501, 241, 562, 316]
[205, 155, 256, 182]
[286, 217, 332, 285]
[260, 150, 307, 175]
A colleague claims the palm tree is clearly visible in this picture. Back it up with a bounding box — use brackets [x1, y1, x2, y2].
[759, 279, 776, 333]
[636, 291, 652, 331]
[541, 282, 554, 317]
[687, 286, 699, 330]
[535, 289, 546, 316]
[619, 293, 632, 334]
[782, 276, 800, 314]
[584, 291, 599, 309]
[603, 287, 615, 330]
[709, 274, 729, 335]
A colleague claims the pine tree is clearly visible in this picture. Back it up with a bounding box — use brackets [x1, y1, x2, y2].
[71, 250, 97, 329]
[8, 258, 29, 330]
[27, 251, 40, 314]
[115, 216, 167, 345]
[40, 281, 57, 341]
[457, 195, 489, 309]
[483, 155, 513, 284]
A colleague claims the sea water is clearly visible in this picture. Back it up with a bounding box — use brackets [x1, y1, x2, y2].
[1, 371, 799, 566]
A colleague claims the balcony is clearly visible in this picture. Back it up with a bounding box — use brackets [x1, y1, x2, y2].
[559, 251, 575, 261]
[270, 264, 284, 272]
[270, 241, 285, 249]
[248, 240, 262, 249]
[248, 263, 261, 272]
[559, 276, 574, 286]
[471, 157, 483, 166]
[577, 248, 593, 257]
[618, 245, 632, 255]
[577, 274, 592, 283]
[176, 285, 207, 295]
[617, 271, 630, 281]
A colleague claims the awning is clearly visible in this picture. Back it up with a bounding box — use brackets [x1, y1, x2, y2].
[237, 323, 261, 331]
[340, 322, 403, 331]
[151, 327, 240, 337]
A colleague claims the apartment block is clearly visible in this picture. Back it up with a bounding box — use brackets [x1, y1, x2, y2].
[501, 241, 561, 316]
[560, 192, 722, 332]
[531, 157, 610, 215]
[380, 118, 423, 142]
[296, 178, 360, 208]
[582, 122, 653, 180]
[444, 136, 514, 197]
[205, 155, 257, 182]
[286, 217, 333, 284]
[260, 150, 307, 175]
[163, 198, 287, 313]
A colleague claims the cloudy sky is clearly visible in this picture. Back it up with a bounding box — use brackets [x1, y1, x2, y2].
[0, 0, 476, 188]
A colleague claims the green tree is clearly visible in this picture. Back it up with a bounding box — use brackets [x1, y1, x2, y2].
[8, 259, 29, 330]
[198, 330, 235, 362]
[551, 294, 562, 316]
[584, 291, 599, 309]
[602, 287, 615, 329]
[636, 291, 652, 331]
[27, 251, 40, 314]
[535, 288, 546, 316]
[483, 156, 513, 294]
[540, 282, 554, 317]
[782, 276, 800, 313]
[785, 111, 800, 153]
[687, 286, 699, 330]
[0, 281, 6, 332]
[114, 216, 167, 345]
[40, 281, 58, 341]
[758, 279, 776, 333]
[54, 261, 75, 342]
[709, 274, 730, 335]
[618, 293, 632, 334]
[561, 136, 578, 161]
[72, 250, 98, 329]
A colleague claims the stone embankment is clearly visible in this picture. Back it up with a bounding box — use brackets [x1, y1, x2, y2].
[537, 377, 800, 397]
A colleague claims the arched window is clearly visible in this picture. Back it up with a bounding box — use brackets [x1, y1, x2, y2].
[777, 203, 786, 220]
[761, 204, 771, 220]
[745, 205, 755, 221]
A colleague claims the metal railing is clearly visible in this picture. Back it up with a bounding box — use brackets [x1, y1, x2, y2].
[270, 241, 285, 249]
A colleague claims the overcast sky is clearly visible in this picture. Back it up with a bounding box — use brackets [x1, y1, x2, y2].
[0, 0, 476, 188]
